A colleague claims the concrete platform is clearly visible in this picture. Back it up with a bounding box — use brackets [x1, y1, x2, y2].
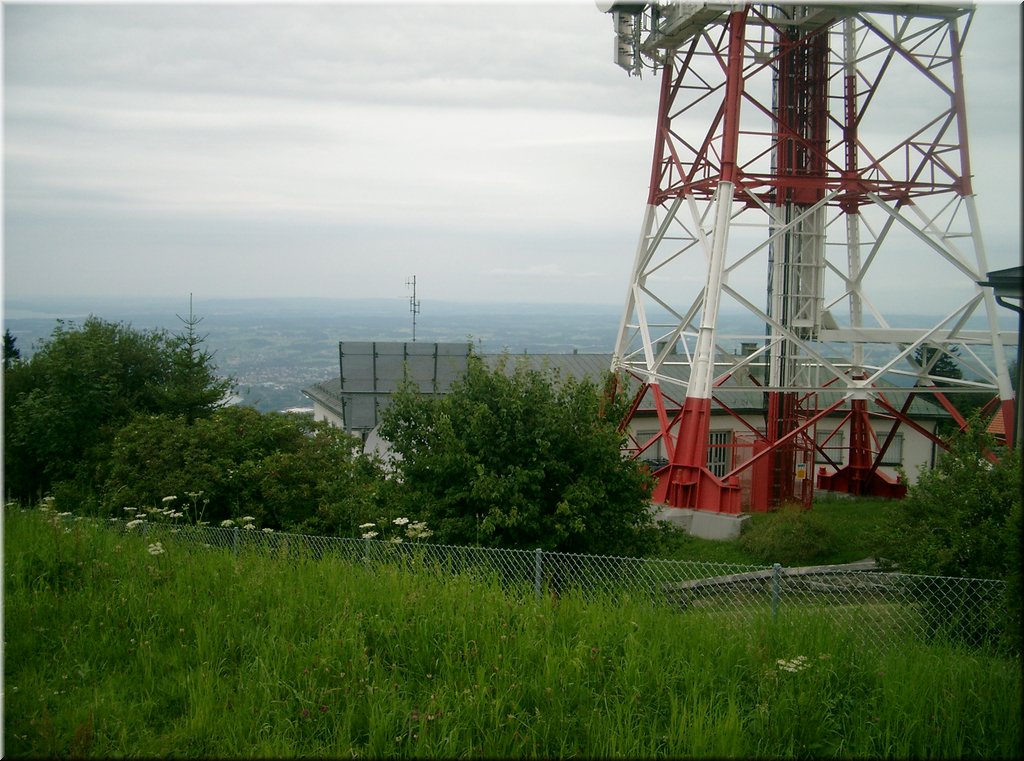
[649, 503, 749, 541]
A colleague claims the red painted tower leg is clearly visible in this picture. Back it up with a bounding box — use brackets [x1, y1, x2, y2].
[816, 397, 907, 498]
[651, 10, 748, 514]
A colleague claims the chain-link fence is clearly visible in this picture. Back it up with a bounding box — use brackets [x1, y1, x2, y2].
[100, 517, 1013, 655]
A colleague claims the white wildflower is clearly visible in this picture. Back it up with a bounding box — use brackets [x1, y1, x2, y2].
[243, 523, 256, 531]
[262, 527, 274, 533]
[123, 507, 137, 512]
[392, 517, 410, 526]
[220, 519, 235, 528]
[126, 519, 145, 530]
[359, 522, 376, 529]
[361, 531, 379, 539]
[162, 495, 177, 503]
[776, 655, 810, 673]
[147, 542, 165, 556]
[241, 515, 255, 523]
[388, 536, 403, 544]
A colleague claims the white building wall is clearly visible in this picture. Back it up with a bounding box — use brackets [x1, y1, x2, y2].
[311, 401, 344, 429]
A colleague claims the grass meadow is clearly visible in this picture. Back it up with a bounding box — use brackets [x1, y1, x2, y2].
[4, 507, 1021, 759]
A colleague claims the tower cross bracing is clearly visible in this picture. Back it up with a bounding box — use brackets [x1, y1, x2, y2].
[603, 2, 1016, 512]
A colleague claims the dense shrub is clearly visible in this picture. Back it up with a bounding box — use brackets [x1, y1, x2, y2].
[879, 419, 1021, 651]
[378, 353, 655, 555]
[3, 315, 232, 503]
[738, 503, 839, 566]
[96, 406, 384, 532]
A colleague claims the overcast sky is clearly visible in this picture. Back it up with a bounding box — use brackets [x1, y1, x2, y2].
[2, 0, 1021, 308]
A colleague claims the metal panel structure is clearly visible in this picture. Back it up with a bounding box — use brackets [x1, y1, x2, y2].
[601, 2, 1016, 512]
[337, 341, 472, 436]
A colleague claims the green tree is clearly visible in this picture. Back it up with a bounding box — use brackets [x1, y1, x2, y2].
[377, 353, 655, 555]
[3, 329, 21, 370]
[160, 300, 235, 423]
[879, 419, 1021, 649]
[97, 406, 383, 531]
[914, 344, 996, 430]
[913, 344, 963, 384]
[4, 318, 171, 502]
[881, 420, 1020, 579]
[3, 313, 230, 505]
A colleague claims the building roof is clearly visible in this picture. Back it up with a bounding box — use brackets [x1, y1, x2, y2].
[302, 341, 950, 433]
[978, 265, 1023, 299]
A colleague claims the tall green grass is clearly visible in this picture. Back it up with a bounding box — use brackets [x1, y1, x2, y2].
[4, 508, 1020, 758]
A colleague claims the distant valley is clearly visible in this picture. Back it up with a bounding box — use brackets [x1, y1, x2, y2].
[3, 297, 626, 413]
[4, 296, 1013, 414]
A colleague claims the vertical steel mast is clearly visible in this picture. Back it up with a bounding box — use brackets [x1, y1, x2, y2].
[604, 2, 1016, 512]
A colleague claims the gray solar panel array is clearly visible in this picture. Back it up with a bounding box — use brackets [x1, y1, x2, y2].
[338, 341, 472, 432]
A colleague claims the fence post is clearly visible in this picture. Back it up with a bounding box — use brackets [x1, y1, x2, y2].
[233, 526, 239, 556]
[771, 563, 782, 618]
[534, 548, 543, 601]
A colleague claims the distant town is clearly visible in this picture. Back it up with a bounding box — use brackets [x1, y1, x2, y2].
[5, 296, 1013, 414]
[3, 297, 625, 413]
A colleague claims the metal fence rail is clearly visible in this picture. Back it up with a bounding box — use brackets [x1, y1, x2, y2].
[60, 513, 1015, 654]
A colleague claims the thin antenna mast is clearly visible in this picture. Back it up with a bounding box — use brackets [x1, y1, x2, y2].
[406, 276, 421, 342]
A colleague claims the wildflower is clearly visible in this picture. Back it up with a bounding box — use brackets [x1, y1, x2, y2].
[243, 523, 256, 531]
[776, 655, 810, 673]
[58, 511, 73, 517]
[393, 517, 410, 526]
[220, 519, 235, 528]
[126, 519, 145, 530]
[362, 531, 379, 539]
[241, 515, 255, 523]
[388, 536, 403, 544]
[407, 521, 433, 540]
[162, 495, 177, 503]
[123, 507, 137, 512]
[262, 527, 274, 533]
[170, 511, 184, 519]
[148, 542, 165, 555]
[359, 522, 376, 529]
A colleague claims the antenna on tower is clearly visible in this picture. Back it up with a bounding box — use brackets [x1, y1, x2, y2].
[406, 275, 421, 342]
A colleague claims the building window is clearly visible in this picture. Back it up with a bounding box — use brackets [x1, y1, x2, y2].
[707, 431, 732, 477]
[815, 429, 844, 464]
[879, 433, 904, 466]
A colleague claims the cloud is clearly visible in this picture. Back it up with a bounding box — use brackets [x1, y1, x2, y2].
[489, 263, 603, 278]
[2, 1, 1018, 306]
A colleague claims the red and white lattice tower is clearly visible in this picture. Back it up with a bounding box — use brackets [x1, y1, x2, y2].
[603, 2, 1016, 512]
